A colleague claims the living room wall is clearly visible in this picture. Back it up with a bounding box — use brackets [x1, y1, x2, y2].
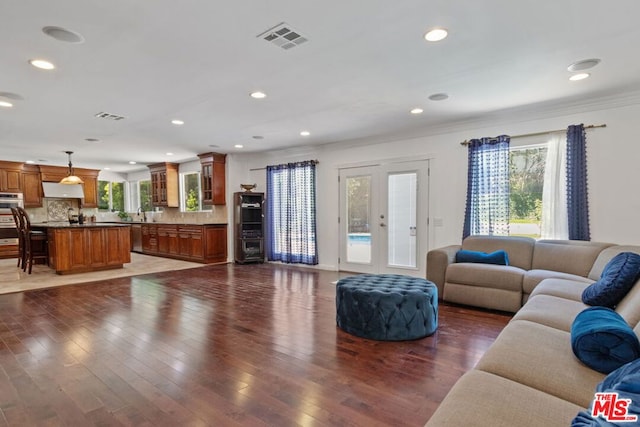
[228, 98, 640, 273]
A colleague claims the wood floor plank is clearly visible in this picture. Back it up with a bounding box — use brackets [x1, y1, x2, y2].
[0, 263, 511, 426]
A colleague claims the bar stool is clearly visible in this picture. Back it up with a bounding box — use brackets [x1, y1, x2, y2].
[10, 207, 25, 268]
[16, 207, 48, 274]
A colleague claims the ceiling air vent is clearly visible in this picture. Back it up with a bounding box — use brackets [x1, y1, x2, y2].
[257, 22, 308, 50]
[94, 111, 126, 121]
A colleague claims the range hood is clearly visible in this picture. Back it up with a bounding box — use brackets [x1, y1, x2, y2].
[42, 182, 85, 199]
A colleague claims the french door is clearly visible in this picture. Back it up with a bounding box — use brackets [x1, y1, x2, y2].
[338, 160, 429, 276]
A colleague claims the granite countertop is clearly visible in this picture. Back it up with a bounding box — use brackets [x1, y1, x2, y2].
[96, 221, 228, 226]
[33, 222, 132, 228]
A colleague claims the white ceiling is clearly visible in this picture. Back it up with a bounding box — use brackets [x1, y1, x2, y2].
[2, 0, 640, 172]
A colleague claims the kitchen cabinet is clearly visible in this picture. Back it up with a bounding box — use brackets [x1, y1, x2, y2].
[21, 164, 42, 207]
[141, 223, 227, 263]
[148, 163, 179, 207]
[0, 161, 23, 192]
[198, 152, 226, 205]
[142, 223, 158, 253]
[38, 224, 131, 274]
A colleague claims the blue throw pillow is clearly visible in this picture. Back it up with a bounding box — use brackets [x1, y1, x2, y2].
[571, 306, 640, 374]
[455, 249, 509, 266]
[582, 252, 640, 308]
[572, 358, 640, 426]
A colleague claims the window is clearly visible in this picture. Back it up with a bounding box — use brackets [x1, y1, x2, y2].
[180, 172, 203, 212]
[98, 180, 125, 212]
[509, 145, 547, 238]
[139, 180, 152, 211]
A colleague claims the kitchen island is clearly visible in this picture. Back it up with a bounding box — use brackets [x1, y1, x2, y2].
[34, 223, 131, 275]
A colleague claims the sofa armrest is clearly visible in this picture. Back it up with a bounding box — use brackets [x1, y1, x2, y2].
[427, 245, 461, 298]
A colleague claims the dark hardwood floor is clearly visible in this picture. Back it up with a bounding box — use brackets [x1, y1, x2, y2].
[0, 263, 511, 426]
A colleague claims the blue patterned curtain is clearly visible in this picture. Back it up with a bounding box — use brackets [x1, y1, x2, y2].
[566, 124, 590, 241]
[266, 160, 318, 265]
[462, 135, 511, 239]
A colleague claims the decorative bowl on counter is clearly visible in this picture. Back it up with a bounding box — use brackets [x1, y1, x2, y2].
[240, 183, 256, 192]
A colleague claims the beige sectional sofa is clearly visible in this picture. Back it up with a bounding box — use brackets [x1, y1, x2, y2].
[427, 235, 614, 312]
[425, 239, 640, 426]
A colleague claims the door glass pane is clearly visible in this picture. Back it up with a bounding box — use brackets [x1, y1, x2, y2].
[388, 173, 417, 268]
[346, 175, 371, 263]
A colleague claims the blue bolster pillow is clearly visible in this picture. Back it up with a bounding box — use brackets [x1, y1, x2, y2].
[571, 306, 640, 374]
[455, 249, 509, 265]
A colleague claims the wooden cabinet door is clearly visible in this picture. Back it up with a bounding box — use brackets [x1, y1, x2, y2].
[22, 171, 42, 207]
[204, 225, 227, 262]
[81, 176, 98, 208]
[88, 228, 107, 266]
[142, 224, 157, 253]
[0, 165, 22, 192]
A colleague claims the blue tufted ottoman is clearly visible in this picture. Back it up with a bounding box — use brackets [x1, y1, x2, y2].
[336, 274, 438, 341]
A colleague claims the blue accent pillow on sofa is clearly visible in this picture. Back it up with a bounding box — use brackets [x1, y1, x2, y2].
[455, 249, 509, 266]
[572, 358, 640, 426]
[582, 252, 640, 308]
[571, 306, 640, 374]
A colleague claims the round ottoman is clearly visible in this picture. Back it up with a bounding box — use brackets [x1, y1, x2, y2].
[336, 274, 438, 341]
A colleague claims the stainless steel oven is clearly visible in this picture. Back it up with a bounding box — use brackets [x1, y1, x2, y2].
[0, 192, 23, 245]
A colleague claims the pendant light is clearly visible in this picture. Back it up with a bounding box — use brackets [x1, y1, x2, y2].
[59, 151, 84, 185]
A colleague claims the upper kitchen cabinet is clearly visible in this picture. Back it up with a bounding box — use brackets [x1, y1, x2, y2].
[38, 165, 100, 208]
[198, 152, 226, 205]
[0, 161, 23, 192]
[148, 162, 179, 208]
[22, 164, 42, 207]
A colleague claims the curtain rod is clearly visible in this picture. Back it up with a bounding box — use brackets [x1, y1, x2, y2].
[459, 124, 607, 146]
[249, 159, 319, 171]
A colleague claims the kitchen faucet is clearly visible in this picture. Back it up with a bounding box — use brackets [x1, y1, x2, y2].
[137, 207, 147, 222]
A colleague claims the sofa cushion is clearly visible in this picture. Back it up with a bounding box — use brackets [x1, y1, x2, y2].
[571, 306, 640, 374]
[529, 278, 593, 302]
[476, 320, 606, 407]
[582, 252, 640, 308]
[616, 280, 640, 328]
[461, 235, 535, 270]
[425, 370, 584, 427]
[572, 358, 640, 426]
[532, 240, 613, 278]
[513, 294, 589, 332]
[523, 270, 593, 295]
[455, 249, 509, 265]
[446, 263, 525, 292]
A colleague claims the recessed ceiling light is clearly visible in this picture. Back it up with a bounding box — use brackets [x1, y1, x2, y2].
[429, 93, 449, 101]
[171, 119, 184, 125]
[235, 144, 244, 148]
[567, 58, 601, 72]
[103, 167, 111, 170]
[250, 91, 267, 99]
[42, 26, 85, 44]
[0, 100, 13, 108]
[410, 108, 424, 114]
[569, 73, 590, 81]
[208, 144, 219, 148]
[129, 161, 137, 165]
[300, 131, 310, 136]
[85, 138, 100, 142]
[252, 135, 264, 140]
[29, 59, 55, 70]
[424, 28, 448, 42]
[166, 152, 174, 156]
[25, 160, 35, 164]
